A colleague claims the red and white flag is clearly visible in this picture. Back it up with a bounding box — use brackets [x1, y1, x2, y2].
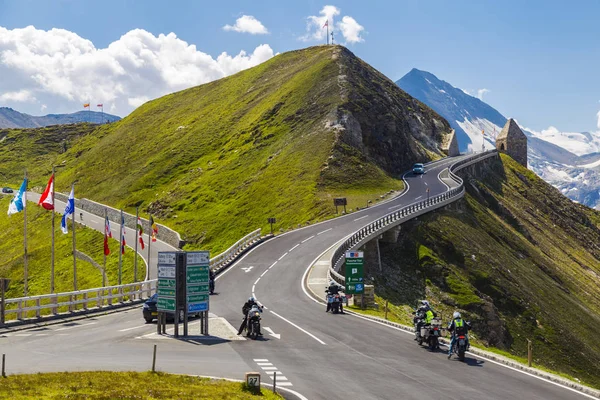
[323, 20, 328, 28]
[104, 215, 111, 256]
[137, 217, 145, 250]
[38, 174, 54, 210]
[121, 214, 126, 255]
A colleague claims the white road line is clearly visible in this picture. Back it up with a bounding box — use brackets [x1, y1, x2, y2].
[254, 278, 260, 285]
[277, 382, 294, 387]
[353, 215, 369, 221]
[271, 375, 288, 381]
[388, 204, 402, 210]
[253, 359, 269, 362]
[14, 333, 32, 337]
[424, 182, 428, 186]
[269, 261, 278, 269]
[264, 371, 277, 375]
[260, 270, 268, 278]
[278, 252, 288, 261]
[289, 244, 300, 252]
[119, 325, 150, 332]
[55, 322, 97, 331]
[257, 362, 273, 366]
[252, 284, 256, 294]
[301, 235, 314, 243]
[317, 228, 332, 235]
[270, 310, 326, 345]
[415, 195, 423, 200]
[261, 366, 278, 370]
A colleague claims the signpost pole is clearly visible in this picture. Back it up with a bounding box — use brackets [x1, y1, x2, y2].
[0, 279, 6, 327]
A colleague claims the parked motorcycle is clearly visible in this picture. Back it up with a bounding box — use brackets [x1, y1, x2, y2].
[326, 292, 345, 313]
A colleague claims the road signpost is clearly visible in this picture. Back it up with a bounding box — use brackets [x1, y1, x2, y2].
[345, 251, 364, 295]
[334, 198, 347, 214]
[268, 217, 276, 234]
[156, 252, 177, 335]
[186, 251, 210, 335]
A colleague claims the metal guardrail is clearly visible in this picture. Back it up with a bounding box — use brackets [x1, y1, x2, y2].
[329, 151, 499, 284]
[1, 228, 264, 325]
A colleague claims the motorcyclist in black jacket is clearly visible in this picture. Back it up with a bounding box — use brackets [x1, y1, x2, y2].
[237, 297, 263, 335]
[209, 269, 215, 294]
[325, 281, 344, 313]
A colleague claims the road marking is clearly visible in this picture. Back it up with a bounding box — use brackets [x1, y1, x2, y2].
[260, 270, 268, 278]
[251, 284, 256, 294]
[424, 182, 428, 186]
[289, 244, 300, 252]
[278, 252, 288, 261]
[256, 362, 273, 366]
[388, 204, 402, 210]
[253, 359, 269, 362]
[277, 382, 293, 387]
[270, 310, 326, 345]
[317, 228, 332, 235]
[268, 261, 278, 269]
[353, 215, 368, 221]
[254, 278, 260, 285]
[56, 322, 97, 331]
[119, 325, 150, 332]
[415, 195, 423, 200]
[261, 366, 278, 370]
[241, 266, 254, 273]
[272, 375, 288, 381]
[301, 235, 314, 243]
[264, 327, 281, 339]
[14, 333, 32, 337]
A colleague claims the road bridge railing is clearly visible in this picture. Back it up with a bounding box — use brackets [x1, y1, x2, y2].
[0, 228, 265, 327]
[329, 151, 498, 284]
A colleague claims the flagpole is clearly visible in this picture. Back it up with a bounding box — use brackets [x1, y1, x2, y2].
[134, 206, 139, 283]
[71, 182, 77, 291]
[103, 208, 107, 288]
[23, 169, 28, 297]
[147, 214, 151, 282]
[51, 166, 55, 293]
[326, 21, 329, 45]
[118, 209, 123, 285]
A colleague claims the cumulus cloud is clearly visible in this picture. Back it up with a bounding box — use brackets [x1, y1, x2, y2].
[223, 15, 268, 35]
[301, 5, 364, 44]
[337, 16, 364, 43]
[477, 88, 490, 100]
[0, 26, 275, 116]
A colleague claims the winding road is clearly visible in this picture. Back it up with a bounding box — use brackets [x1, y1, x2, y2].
[2, 155, 594, 400]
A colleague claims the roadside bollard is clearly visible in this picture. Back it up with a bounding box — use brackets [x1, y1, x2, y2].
[2, 353, 6, 377]
[152, 344, 157, 372]
[384, 300, 389, 320]
[527, 339, 532, 367]
[273, 371, 276, 393]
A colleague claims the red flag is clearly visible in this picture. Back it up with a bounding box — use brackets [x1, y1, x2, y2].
[97, 104, 103, 108]
[38, 174, 54, 210]
[323, 20, 328, 28]
[104, 215, 111, 256]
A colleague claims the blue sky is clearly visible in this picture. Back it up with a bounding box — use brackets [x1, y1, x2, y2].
[0, 0, 599, 132]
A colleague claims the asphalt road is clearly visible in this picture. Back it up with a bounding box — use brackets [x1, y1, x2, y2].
[2, 155, 593, 400]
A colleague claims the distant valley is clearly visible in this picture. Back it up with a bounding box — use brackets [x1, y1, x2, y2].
[0, 107, 121, 129]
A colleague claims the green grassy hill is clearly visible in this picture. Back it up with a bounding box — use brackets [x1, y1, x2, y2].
[0, 195, 138, 299]
[44, 45, 451, 253]
[370, 154, 600, 388]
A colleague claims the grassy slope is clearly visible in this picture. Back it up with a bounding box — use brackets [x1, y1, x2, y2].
[48, 46, 444, 253]
[369, 154, 600, 388]
[0, 371, 282, 399]
[0, 196, 138, 299]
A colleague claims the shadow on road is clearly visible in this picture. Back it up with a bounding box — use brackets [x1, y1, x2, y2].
[177, 337, 232, 346]
[463, 357, 485, 367]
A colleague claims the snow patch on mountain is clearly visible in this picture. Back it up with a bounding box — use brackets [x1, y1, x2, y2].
[526, 126, 600, 156]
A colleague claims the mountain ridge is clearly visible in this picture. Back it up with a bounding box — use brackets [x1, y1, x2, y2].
[0, 107, 121, 129]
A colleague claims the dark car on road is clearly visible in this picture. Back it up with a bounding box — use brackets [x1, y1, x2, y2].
[1, 187, 13, 194]
[412, 163, 425, 174]
[142, 293, 201, 323]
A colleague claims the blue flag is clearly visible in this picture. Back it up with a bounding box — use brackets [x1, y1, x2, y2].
[7, 178, 28, 215]
[61, 186, 75, 234]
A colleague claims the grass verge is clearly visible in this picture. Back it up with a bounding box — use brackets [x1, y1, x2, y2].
[0, 371, 283, 400]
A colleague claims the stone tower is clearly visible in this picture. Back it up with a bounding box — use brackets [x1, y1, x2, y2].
[496, 118, 527, 167]
[441, 130, 460, 157]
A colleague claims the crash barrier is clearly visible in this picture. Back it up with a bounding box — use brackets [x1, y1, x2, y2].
[329, 151, 499, 284]
[0, 228, 264, 326]
[53, 194, 185, 249]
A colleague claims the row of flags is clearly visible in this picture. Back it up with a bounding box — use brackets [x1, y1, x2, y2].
[83, 103, 103, 109]
[8, 173, 159, 256]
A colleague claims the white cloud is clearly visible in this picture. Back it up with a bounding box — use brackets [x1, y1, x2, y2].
[300, 5, 340, 42]
[477, 88, 490, 100]
[223, 15, 269, 35]
[40, 104, 47, 112]
[0, 90, 36, 102]
[337, 16, 365, 44]
[0, 26, 275, 116]
[597, 110, 600, 129]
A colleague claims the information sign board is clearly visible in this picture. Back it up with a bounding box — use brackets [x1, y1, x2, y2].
[345, 251, 364, 294]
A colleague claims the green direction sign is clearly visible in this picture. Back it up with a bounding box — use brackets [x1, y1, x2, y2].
[187, 284, 209, 294]
[157, 297, 175, 311]
[158, 278, 176, 288]
[187, 294, 209, 303]
[345, 251, 364, 294]
[157, 287, 176, 297]
[187, 265, 209, 284]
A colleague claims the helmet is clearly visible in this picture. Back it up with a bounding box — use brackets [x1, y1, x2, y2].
[248, 297, 255, 302]
[330, 281, 337, 286]
[453, 311, 461, 319]
[420, 300, 430, 309]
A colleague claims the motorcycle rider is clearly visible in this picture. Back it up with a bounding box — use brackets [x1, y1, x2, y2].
[209, 269, 215, 294]
[325, 280, 344, 313]
[237, 297, 263, 335]
[414, 300, 436, 340]
[447, 311, 471, 358]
